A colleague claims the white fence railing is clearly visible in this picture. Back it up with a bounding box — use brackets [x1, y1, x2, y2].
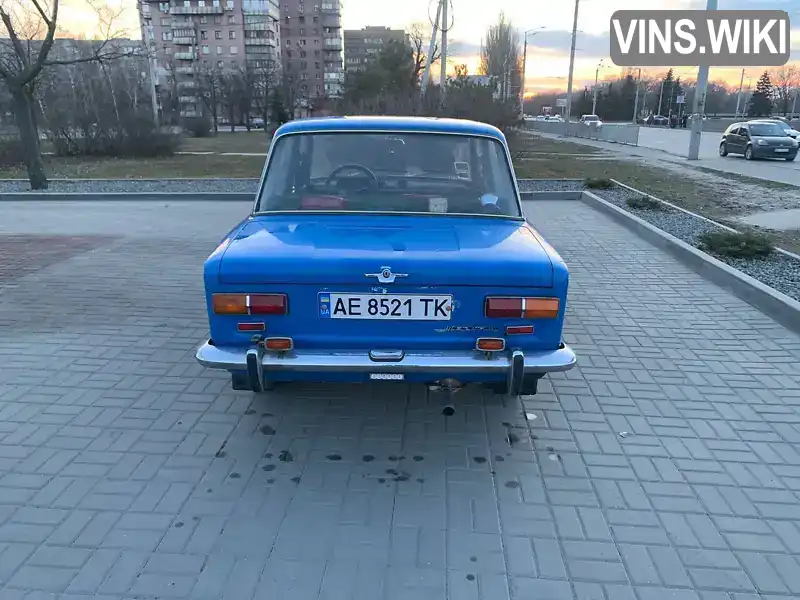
[525, 120, 640, 146]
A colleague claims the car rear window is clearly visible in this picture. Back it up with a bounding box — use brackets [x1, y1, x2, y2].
[256, 132, 522, 218]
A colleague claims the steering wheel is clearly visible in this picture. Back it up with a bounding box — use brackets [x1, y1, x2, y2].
[325, 164, 379, 191]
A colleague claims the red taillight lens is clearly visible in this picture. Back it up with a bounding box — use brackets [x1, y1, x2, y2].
[237, 322, 265, 332]
[250, 294, 287, 315]
[506, 325, 534, 335]
[212, 294, 287, 315]
[485, 297, 523, 317]
[485, 297, 559, 319]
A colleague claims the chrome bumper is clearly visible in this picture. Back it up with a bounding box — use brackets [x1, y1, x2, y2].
[195, 341, 577, 393]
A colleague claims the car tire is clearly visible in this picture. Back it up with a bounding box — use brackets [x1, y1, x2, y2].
[745, 146, 754, 160]
[719, 142, 728, 157]
[786, 156, 796, 162]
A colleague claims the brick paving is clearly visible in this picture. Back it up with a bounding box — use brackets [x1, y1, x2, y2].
[0, 199, 798, 600]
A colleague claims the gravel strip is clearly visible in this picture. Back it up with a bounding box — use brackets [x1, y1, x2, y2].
[595, 186, 800, 302]
[0, 178, 259, 194]
[517, 179, 585, 192]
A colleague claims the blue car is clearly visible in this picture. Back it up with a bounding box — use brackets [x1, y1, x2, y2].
[196, 116, 576, 396]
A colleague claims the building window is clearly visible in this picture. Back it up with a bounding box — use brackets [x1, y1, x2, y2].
[301, 39, 306, 45]
[202, 45, 210, 54]
[228, 15, 235, 23]
[229, 30, 236, 39]
[200, 16, 208, 23]
[313, 16, 318, 22]
[160, 17, 171, 25]
[230, 46, 238, 54]
[198, 0, 205, 6]
[299, 28, 304, 35]
[158, 1, 169, 11]
[285, 39, 290, 46]
[183, 0, 190, 6]
[226, 0, 234, 8]
[315, 61, 319, 68]
[166, 46, 173, 54]
[213, 0, 220, 5]
[214, 30, 221, 39]
[201, 30, 208, 39]
[161, 31, 172, 41]
[218, 60, 224, 67]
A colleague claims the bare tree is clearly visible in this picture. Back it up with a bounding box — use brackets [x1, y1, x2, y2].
[772, 66, 798, 116]
[197, 64, 224, 133]
[478, 12, 521, 102]
[407, 22, 439, 88]
[250, 59, 277, 126]
[0, 0, 126, 188]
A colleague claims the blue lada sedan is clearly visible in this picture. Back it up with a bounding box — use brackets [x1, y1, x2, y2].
[196, 116, 576, 396]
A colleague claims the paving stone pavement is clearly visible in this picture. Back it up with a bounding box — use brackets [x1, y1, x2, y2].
[0, 199, 799, 600]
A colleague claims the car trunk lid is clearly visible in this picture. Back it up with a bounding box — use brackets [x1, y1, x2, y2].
[217, 215, 554, 288]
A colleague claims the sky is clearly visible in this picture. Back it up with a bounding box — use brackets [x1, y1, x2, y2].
[63, 0, 800, 94]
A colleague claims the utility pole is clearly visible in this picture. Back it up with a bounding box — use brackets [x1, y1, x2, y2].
[420, 0, 442, 95]
[564, 0, 580, 123]
[792, 88, 798, 119]
[688, 0, 718, 159]
[519, 28, 545, 120]
[440, 0, 448, 102]
[632, 67, 641, 123]
[591, 59, 603, 114]
[734, 68, 745, 117]
[657, 80, 664, 115]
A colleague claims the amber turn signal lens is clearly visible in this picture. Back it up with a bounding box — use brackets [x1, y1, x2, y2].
[523, 298, 559, 319]
[213, 294, 248, 315]
[265, 337, 293, 351]
[476, 338, 506, 351]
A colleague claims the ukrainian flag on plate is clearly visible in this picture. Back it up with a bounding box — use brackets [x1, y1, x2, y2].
[319, 293, 331, 318]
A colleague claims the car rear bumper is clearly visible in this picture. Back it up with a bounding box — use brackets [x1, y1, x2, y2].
[195, 341, 577, 392]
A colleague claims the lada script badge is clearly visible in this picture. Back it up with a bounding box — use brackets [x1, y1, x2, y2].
[365, 267, 408, 284]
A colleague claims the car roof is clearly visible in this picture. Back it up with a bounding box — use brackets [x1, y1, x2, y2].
[273, 116, 505, 141]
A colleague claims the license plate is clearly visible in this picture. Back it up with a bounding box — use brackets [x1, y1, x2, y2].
[775, 148, 790, 153]
[318, 293, 453, 320]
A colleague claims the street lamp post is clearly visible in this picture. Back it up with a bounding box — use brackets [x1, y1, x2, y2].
[519, 27, 545, 120]
[591, 59, 604, 115]
[632, 68, 641, 123]
[564, 0, 580, 123]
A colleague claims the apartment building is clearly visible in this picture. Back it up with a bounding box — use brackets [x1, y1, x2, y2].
[139, 0, 280, 117]
[279, 0, 344, 102]
[343, 26, 407, 72]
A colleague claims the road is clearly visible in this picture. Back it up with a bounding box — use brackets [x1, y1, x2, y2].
[636, 126, 800, 185]
[0, 198, 799, 599]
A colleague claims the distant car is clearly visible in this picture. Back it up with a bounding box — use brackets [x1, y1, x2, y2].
[650, 115, 669, 126]
[757, 118, 799, 139]
[719, 121, 798, 161]
[579, 114, 602, 127]
[195, 116, 577, 396]
[545, 115, 564, 122]
[534, 115, 547, 121]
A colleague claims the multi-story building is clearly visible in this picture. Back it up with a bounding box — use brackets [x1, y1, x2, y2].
[138, 0, 280, 117]
[343, 26, 407, 73]
[279, 0, 344, 104]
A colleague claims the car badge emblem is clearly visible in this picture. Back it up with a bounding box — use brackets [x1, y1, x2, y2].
[365, 266, 407, 284]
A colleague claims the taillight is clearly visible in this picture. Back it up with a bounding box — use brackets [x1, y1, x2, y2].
[485, 297, 559, 319]
[212, 293, 287, 315]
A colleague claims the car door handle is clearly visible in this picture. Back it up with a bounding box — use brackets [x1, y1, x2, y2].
[369, 350, 404, 362]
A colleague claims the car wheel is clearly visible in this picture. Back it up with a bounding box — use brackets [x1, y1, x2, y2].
[719, 142, 728, 157]
[745, 146, 754, 160]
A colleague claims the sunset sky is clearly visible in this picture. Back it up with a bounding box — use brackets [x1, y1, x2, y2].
[63, 0, 800, 93]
